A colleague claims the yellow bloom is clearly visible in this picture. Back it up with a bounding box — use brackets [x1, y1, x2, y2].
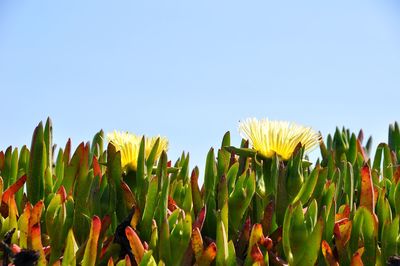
[107, 130, 168, 171]
[239, 118, 321, 160]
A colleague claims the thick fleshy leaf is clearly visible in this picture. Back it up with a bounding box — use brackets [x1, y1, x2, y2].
[82, 216, 101, 266]
[191, 167, 203, 216]
[360, 165, 375, 213]
[228, 171, 255, 232]
[62, 229, 78, 266]
[292, 164, 320, 205]
[139, 251, 157, 266]
[261, 200, 274, 235]
[216, 212, 228, 265]
[2, 174, 27, 204]
[349, 207, 377, 266]
[299, 216, 324, 266]
[31, 224, 47, 266]
[125, 226, 145, 264]
[322, 240, 339, 266]
[249, 244, 264, 265]
[141, 175, 159, 241]
[159, 217, 171, 265]
[203, 148, 217, 238]
[334, 219, 352, 260]
[18, 203, 31, 249]
[170, 213, 192, 265]
[191, 227, 204, 261]
[28, 122, 46, 204]
[350, 248, 364, 266]
[381, 216, 399, 265]
[29, 200, 44, 231]
[198, 242, 217, 266]
[107, 258, 115, 266]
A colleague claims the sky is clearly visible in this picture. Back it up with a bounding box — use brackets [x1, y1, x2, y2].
[0, 1, 400, 174]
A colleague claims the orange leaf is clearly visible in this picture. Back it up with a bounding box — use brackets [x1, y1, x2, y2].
[335, 205, 350, 221]
[125, 226, 145, 264]
[201, 242, 217, 265]
[357, 139, 368, 162]
[334, 220, 352, 257]
[29, 201, 44, 232]
[250, 244, 265, 264]
[168, 196, 178, 212]
[31, 224, 47, 266]
[321, 240, 339, 266]
[191, 227, 204, 261]
[107, 258, 114, 266]
[2, 175, 27, 204]
[360, 165, 375, 213]
[350, 248, 364, 266]
[82, 216, 101, 266]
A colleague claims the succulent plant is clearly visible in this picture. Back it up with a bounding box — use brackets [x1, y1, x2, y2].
[0, 117, 398, 265]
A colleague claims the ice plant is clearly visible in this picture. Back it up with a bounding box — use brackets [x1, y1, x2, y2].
[107, 130, 168, 171]
[239, 118, 321, 160]
[1, 118, 400, 265]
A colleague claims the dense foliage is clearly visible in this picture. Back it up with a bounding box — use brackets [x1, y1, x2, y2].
[0, 118, 399, 266]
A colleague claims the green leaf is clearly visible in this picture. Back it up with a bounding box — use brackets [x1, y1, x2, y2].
[298, 216, 324, 266]
[157, 152, 169, 229]
[216, 212, 229, 265]
[159, 217, 171, 265]
[107, 143, 126, 222]
[54, 148, 65, 193]
[170, 213, 192, 266]
[141, 175, 159, 242]
[383, 144, 393, 180]
[27, 122, 46, 204]
[203, 148, 217, 238]
[62, 230, 78, 266]
[221, 131, 230, 148]
[228, 171, 255, 233]
[139, 251, 157, 266]
[224, 146, 256, 158]
[44, 117, 53, 178]
[381, 216, 399, 265]
[292, 164, 320, 205]
[90, 130, 104, 165]
[349, 207, 377, 266]
[136, 136, 146, 210]
[282, 205, 294, 265]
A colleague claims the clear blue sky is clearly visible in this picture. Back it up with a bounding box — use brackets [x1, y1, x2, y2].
[1, 1, 399, 172]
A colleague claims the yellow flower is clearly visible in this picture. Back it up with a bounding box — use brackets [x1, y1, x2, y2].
[107, 130, 168, 171]
[239, 118, 321, 160]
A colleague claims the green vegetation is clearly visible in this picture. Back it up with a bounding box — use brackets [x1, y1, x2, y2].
[0, 118, 399, 265]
